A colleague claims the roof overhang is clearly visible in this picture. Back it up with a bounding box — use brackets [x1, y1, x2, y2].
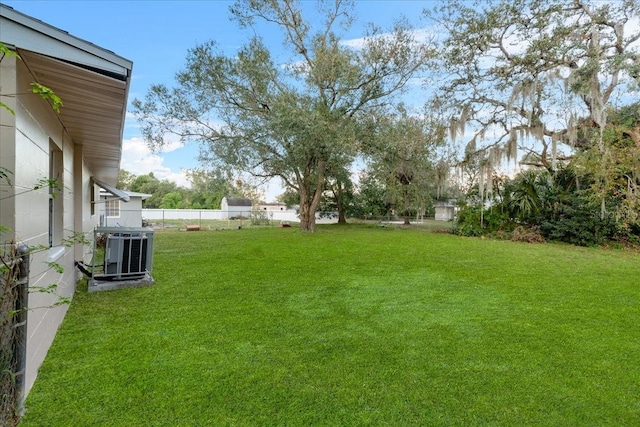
[0, 4, 133, 186]
[98, 188, 151, 201]
[93, 178, 130, 202]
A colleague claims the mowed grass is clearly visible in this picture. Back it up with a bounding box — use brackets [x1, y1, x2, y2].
[20, 225, 640, 426]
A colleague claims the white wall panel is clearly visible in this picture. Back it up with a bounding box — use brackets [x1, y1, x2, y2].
[12, 59, 79, 397]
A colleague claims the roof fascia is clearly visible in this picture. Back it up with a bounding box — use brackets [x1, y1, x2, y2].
[0, 5, 132, 78]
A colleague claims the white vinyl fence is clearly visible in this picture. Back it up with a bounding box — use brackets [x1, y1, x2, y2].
[142, 209, 338, 228]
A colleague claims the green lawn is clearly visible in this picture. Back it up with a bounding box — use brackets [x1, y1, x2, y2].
[20, 225, 640, 426]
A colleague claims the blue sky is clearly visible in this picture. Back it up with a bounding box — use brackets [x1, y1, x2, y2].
[2, 0, 429, 201]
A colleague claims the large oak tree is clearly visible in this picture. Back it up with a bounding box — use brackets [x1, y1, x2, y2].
[133, 0, 434, 231]
[426, 0, 640, 198]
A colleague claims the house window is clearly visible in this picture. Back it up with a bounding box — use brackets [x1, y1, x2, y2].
[91, 184, 96, 216]
[105, 199, 120, 217]
[49, 140, 63, 247]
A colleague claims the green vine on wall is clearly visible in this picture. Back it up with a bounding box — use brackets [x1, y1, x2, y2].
[1, 43, 64, 114]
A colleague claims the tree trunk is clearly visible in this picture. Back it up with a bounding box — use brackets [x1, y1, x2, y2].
[299, 190, 323, 231]
[297, 165, 326, 232]
[335, 183, 347, 224]
[623, 126, 640, 149]
[337, 206, 347, 224]
[298, 198, 316, 232]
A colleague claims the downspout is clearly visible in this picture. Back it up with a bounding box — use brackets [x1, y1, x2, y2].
[13, 243, 29, 414]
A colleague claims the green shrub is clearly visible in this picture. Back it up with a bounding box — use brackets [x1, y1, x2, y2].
[453, 204, 513, 237]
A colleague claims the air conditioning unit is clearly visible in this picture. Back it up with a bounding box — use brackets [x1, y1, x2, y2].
[91, 227, 154, 283]
[105, 232, 151, 279]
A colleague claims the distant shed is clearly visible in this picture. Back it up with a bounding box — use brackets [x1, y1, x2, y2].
[435, 202, 457, 221]
[221, 197, 252, 219]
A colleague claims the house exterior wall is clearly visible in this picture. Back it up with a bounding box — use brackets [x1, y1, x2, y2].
[7, 58, 80, 394]
[2, 5, 132, 403]
[75, 147, 99, 264]
[100, 196, 144, 227]
[0, 56, 17, 239]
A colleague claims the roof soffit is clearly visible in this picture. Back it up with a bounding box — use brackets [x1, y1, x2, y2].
[19, 50, 129, 185]
[1, 5, 133, 187]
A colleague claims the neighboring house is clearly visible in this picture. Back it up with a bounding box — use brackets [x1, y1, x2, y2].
[221, 197, 252, 219]
[0, 4, 132, 397]
[100, 190, 151, 227]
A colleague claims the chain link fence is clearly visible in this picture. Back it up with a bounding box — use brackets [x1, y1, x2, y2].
[1, 243, 29, 427]
[141, 209, 337, 230]
[138, 209, 453, 232]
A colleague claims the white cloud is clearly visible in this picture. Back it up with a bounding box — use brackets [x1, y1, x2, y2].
[120, 137, 191, 188]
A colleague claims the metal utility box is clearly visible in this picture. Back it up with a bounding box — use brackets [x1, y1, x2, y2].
[89, 227, 155, 292]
